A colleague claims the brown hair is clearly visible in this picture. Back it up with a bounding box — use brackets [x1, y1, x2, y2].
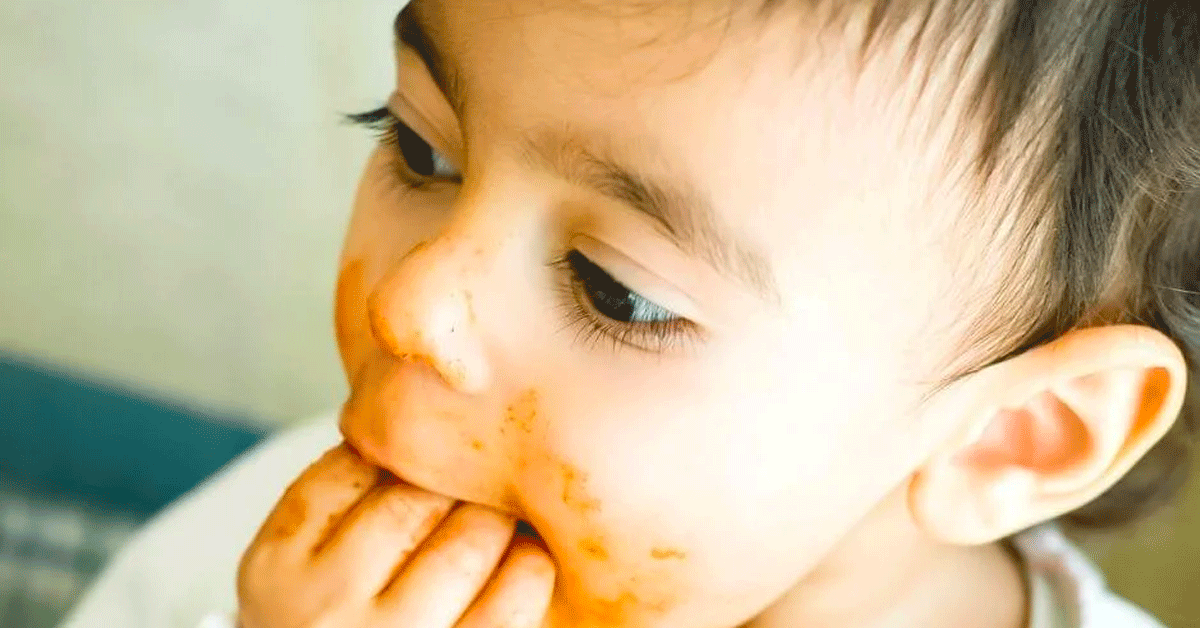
[760, 0, 1200, 530]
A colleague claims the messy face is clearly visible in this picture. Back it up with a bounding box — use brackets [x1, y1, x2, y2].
[337, 0, 997, 626]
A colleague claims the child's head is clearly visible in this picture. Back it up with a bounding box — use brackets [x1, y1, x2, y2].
[334, 0, 1199, 625]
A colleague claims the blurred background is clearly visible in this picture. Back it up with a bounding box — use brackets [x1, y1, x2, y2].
[0, 1, 1197, 627]
[0, 1, 393, 625]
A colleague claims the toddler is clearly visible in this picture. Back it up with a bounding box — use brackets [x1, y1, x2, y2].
[65, 0, 1200, 627]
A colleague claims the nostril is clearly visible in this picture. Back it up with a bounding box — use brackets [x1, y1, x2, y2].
[365, 248, 492, 392]
[401, 239, 432, 262]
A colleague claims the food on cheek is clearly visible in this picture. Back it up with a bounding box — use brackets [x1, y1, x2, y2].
[578, 537, 609, 560]
[519, 453, 689, 625]
[463, 289, 476, 325]
[560, 462, 602, 514]
[504, 388, 539, 434]
[589, 591, 640, 624]
[650, 547, 687, 560]
[334, 259, 368, 370]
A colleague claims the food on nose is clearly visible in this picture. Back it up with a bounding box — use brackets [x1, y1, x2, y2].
[362, 256, 491, 393]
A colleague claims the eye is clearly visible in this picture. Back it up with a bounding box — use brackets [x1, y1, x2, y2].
[553, 250, 700, 354]
[391, 117, 459, 180]
[347, 106, 460, 187]
[566, 250, 676, 324]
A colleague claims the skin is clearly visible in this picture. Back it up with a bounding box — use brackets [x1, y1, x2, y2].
[238, 1, 1191, 627]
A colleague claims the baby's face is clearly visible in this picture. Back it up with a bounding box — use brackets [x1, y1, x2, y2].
[337, 1, 993, 626]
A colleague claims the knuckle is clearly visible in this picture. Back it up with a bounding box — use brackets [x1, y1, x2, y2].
[300, 444, 372, 486]
[460, 504, 516, 534]
[374, 487, 425, 528]
[318, 442, 357, 467]
[263, 493, 310, 543]
[453, 541, 495, 571]
[237, 543, 281, 598]
[447, 540, 508, 575]
[490, 600, 546, 628]
[376, 486, 453, 529]
[455, 513, 514, 553]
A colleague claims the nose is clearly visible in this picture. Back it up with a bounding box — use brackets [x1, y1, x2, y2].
[367, 234, 492, 394]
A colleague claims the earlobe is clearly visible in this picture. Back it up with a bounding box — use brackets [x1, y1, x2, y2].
[908, 325, 1188, 545]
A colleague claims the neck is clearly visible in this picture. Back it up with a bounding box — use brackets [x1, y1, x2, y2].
[745, 491, 1028, 628]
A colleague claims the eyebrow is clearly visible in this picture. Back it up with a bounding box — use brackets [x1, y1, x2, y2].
[521, 132, 780, 302]
[394, 2, 466, 117]
[394, 3, 778, 302]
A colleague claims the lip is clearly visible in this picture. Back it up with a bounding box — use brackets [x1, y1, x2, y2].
[341, 427, 530, 514]
[348, 438, 542, 544]
[340, 430, 419, 488]
[340, 433, 547, 548]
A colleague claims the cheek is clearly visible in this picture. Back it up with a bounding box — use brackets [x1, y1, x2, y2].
[512, 390, 798, 627]
[518, 357, 915, 627]
[334, 258, 368, 378]
[337, 151, 448, 380]
[519, 453, 689, 626]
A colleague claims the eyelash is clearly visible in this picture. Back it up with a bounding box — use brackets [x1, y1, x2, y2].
[551, 251, 701, 354]
[348, 107, 700, 355]
[346, 106, 461, 190]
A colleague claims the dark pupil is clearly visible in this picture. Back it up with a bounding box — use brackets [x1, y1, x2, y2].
[395, 122, 434, 176]
[567, 250, 637, 322]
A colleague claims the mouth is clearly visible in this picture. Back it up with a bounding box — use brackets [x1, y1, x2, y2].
[339, 434, 393, 478]
[339, 433, 436, 497]
[515, 519, 541, 538]
[340, 437, 546, 545]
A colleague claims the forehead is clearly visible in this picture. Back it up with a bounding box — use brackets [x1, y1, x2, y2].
[422, 0, 990, 300]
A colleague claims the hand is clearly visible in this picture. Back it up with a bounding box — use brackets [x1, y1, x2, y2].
[236, 443, 556, 628]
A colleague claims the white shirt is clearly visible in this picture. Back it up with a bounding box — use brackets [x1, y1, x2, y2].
[58, 412, 1167, 628]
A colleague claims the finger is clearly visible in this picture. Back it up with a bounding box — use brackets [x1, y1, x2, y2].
[456, 534, 556, 628]
[376, 503, 516, 625]
[253, 443, 381, 555]
[313, 479, 456, 595]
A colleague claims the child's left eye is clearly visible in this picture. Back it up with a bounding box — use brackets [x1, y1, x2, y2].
[347, 106, 460, 188]
[554, 250, 700, 354]
[565, 250, 676, 324]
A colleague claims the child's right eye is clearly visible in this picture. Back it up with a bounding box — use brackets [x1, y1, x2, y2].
[347, 106, 461, 189]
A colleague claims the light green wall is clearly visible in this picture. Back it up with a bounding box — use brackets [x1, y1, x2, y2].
[0, 0, 399, 426]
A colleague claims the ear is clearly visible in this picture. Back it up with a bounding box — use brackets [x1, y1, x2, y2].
[908, 325, 1189, 545]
